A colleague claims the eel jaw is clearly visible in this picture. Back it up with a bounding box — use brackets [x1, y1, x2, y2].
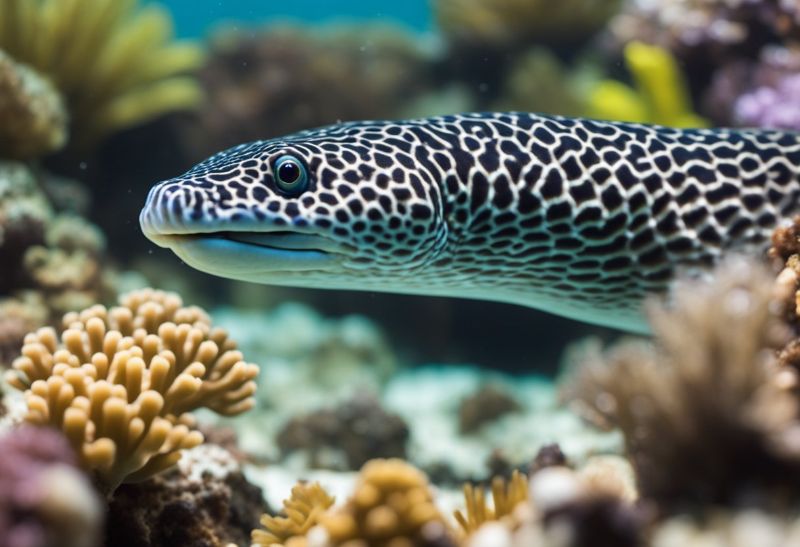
[146, 231, 347, 279]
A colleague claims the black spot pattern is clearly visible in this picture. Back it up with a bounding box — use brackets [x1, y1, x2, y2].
[141, 113, 800, 331]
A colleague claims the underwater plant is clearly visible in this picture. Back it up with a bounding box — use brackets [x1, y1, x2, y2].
[6, 288, 260, 495]
[587, 41, 708, 127]
[252, 482, 335, 547]
[0, 50, 67, 160]
[0, 0, 203, 149]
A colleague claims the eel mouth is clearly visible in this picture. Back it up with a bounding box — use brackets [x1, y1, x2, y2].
[146, 230, 348, 275]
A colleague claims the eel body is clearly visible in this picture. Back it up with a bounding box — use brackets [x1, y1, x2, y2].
[140, 113, 800, 331]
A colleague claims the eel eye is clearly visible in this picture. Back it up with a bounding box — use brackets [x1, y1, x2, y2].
[273, 155, 308, 195]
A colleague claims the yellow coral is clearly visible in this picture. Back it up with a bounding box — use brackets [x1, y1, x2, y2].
[0, 0, 203, 148]
[6, 288, 259, 494]
[252, 482, 335, 547]
[454, 470, 529, 535]
[321, 459, 454, 547]
[0, 49, 67, 159]
[587, 41, 708, 128]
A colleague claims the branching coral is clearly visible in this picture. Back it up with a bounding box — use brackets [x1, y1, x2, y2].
[454, 470, 529, 536]
[0, 426, 103, 547]
[321, 459, 456, 547]
[587, 41, 708, 127]
[6, 288, 259, 495]
[0, 49, 67, 160]
[434, 0, 622, 50]
[0, 0, 203, 148]
[562, 257, 800, 509]
[252, 482, 335, 547]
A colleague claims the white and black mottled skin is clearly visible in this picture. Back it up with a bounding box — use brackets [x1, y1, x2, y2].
[140, 112, 800, 331]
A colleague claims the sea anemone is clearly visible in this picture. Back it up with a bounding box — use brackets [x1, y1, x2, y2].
[0, 0, 203, 148]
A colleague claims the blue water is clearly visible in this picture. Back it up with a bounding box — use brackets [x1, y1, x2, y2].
[158, 0, 433, 38]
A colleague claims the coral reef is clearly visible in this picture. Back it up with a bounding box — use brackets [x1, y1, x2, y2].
[458, 384, 521, 434]
[562, 257, 800, 510]
[0, 50, 67, 160]
[587, 41, 707, 127]
[434, 0, 622, 50]
[6, 288, 259, 494]
[182, 24, 433, 159]
[0, 162, 118, 365]
[0, 426, 103, 547]
[106, 444, 267, 547]
[0, 0, 203, 148]
[277, 394, 409, 470]
[320, 459, 456, 547]
[252, 482, 335, 547]
[610, 0, 800, 63]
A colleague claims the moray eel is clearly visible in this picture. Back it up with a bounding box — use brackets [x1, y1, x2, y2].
[140, 113, 800, 331]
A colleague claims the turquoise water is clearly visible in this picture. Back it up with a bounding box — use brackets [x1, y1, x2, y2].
[159, 0, 433, 37]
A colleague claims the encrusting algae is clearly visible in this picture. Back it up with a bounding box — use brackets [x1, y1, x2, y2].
[0, 0, 203, 148]
[5, 288, 260, 495]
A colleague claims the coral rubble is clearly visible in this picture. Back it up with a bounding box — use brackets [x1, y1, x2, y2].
[458, 384, 521, 434]
[0, 426, 103, 547]
[6, 288, 259, 494]
[0, 50, 67, 160]
[106, 444, 267, 547]
[0, 0, 203, 148]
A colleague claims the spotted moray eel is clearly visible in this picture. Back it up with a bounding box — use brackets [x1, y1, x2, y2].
[140, 113, 800, 331]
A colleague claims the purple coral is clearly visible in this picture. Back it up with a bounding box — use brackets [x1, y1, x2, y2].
[0, 427, 102, 547]
[735, 73, 800, 129]
[706, 45, 800, 129]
